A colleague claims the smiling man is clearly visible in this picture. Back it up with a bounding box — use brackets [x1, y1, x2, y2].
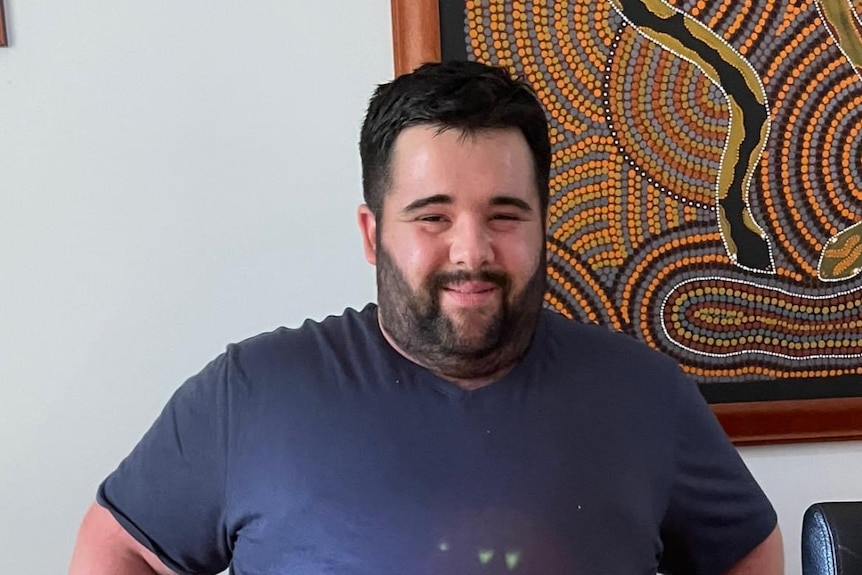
[361, 125, 547, 388]
[70, 61, 782, 575]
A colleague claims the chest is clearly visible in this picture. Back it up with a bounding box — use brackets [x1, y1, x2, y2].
[224, 388, 672, 574]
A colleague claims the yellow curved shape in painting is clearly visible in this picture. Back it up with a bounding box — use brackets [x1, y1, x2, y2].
[819, 221, 862, 280]
[608, 0, 775, 273]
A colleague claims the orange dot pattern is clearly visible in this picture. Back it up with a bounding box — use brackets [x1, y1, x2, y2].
[462, 0, 862, 383]
[663, 278, 862, 374]
[606, 27, 727, 208]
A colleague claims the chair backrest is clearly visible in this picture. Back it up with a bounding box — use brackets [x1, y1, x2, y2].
[803, 501, 862, 575]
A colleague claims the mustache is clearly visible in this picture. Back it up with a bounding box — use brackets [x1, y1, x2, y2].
[426, 269, 511, 292]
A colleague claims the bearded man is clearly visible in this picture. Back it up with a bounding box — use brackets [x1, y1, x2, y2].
[70, 60, 782, 575]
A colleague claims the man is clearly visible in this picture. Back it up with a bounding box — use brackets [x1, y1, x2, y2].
[70, 61, 782, 574]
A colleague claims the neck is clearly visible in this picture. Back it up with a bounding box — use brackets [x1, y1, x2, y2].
[376, 316, 529, 391]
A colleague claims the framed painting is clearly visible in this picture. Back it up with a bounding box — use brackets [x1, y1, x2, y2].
[0, 0, 7, 47]
[391, 0, 862, 445]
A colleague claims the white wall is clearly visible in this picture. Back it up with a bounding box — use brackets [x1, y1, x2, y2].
[0, 1, 859, 573]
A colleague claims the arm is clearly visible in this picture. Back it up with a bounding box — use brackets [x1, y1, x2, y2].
[723, 525, 784, 575]
[69, 503, 176, 575]
[658, 365, 782, 575]
[73, 349, 237, 574]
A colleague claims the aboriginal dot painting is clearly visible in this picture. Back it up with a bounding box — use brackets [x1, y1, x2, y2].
[441, 0, 862, 399]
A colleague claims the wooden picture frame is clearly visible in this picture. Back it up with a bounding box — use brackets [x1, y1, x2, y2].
[389, 0, 862, 446]
[0, 0, 7, 47]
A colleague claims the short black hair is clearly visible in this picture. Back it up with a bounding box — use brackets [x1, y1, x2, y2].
[360, 60, 551, 218]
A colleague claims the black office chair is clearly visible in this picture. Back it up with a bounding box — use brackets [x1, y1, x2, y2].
[802, 501, 862, 575]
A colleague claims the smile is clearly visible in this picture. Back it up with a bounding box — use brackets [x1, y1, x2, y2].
[443, 281, 499, 294]
[441, 282, 501, 307]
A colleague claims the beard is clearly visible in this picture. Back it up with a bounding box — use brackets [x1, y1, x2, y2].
[375, 243, 546, 381]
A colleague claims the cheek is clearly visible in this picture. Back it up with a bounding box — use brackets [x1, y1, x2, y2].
[498, 235, 544, 279]
[384, 231, 447, 283]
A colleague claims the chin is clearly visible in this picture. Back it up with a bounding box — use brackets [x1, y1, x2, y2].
[450, 327, 506, 358]
[448, 316, 500, 344]
[445, 301, 501, 322]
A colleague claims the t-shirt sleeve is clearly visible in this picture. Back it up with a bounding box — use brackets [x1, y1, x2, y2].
[657, 368, 778, 575]
[97, 348, 242, 575]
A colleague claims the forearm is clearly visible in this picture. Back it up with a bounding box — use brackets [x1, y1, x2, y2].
[69, 503, 175, 575]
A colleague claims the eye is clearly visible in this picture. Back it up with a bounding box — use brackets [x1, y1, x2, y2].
[491, 213, 522, 221]
[415, 214, 453, 227]
[489, 212, 527, 228]
[418, 214, 447, 223]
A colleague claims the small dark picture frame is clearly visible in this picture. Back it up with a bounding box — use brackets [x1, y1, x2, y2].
[0, 0, 7, 47]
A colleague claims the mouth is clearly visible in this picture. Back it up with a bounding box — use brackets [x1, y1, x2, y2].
[443, 281, 499, 295]
[440, 281, 501, 307]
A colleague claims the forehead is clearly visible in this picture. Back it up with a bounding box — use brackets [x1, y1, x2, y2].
[386, 125, 537, 206]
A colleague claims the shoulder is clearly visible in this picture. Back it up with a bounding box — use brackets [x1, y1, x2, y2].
[540, 309, 679, 374]
[163, 305, 381, 421]
[231, 304, 376, 358]
[535, 309, 693, 418]
[221, 304, 382, 388]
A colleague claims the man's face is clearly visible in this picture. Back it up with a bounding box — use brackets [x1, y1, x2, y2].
[358, 126, 546, 383]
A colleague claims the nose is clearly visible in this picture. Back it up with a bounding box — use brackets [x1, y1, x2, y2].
[449, 218, 495, 269]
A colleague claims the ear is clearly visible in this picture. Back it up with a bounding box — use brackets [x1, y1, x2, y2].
[357, 204, 378, 265]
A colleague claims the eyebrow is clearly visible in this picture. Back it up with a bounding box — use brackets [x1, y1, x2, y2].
[401, 194, 534, 214]
[402, 194, 452, 214]
[490, 196, 533, 212]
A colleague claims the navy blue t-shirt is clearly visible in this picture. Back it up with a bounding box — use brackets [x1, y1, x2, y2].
[98, 304, 776, 575]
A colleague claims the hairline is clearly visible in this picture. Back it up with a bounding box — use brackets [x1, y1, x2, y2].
[373, 122, 548, 221]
